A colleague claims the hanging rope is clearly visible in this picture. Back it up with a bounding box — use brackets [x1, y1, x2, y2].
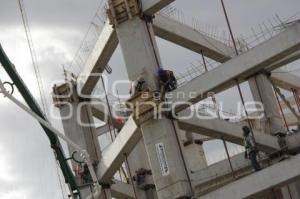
[220, 0, 238, 56]
[17, 0, 49, 116]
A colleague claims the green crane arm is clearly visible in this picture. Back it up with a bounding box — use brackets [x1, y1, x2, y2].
[0, 44, 80, 197]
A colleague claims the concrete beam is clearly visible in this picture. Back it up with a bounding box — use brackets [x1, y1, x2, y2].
[111, 180, 135, 199]
[285, 112, 299, 126]
[286, 133, 300, 153]
[153, 14, 234, 62]
[171, 21, 300, 113]
[77, 20, 118, 95]
[266, 51, 300, 72]
[91, 100, 123, 130]
[279, 96, 296, 109]
[97, 116, 141, 183]
[141, 0, 174, 15]
[178, 116, 280, 153]
[96, 124, 111, 137]
[271, 70, 300, 92]
[199, 154, 300, 199]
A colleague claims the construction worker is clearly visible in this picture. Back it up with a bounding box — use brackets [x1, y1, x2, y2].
[129, 76, 148, 96]
[242, 126, 261, 171]
[157, 68, 177, 92]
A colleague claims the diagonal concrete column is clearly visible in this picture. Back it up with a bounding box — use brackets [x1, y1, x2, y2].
[116, 16, 192, 198]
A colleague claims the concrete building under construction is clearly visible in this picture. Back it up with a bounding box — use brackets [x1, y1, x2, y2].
[1, 0, 300, 198]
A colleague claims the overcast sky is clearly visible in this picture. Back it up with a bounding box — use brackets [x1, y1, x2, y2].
[0, 0, 300, 198]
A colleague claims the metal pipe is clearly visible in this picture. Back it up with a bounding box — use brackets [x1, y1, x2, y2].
[0, 79, 101, 197]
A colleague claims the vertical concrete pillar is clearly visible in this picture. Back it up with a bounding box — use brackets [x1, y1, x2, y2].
[249, 74, 300, 199]
[53, 82, 102, 198]
[181, 131, 207, 188]
[126, 140, 158, 199]
[249, 74, 285, 134]
[116, 17, 192, 198]
[183, 132, 207, 171]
